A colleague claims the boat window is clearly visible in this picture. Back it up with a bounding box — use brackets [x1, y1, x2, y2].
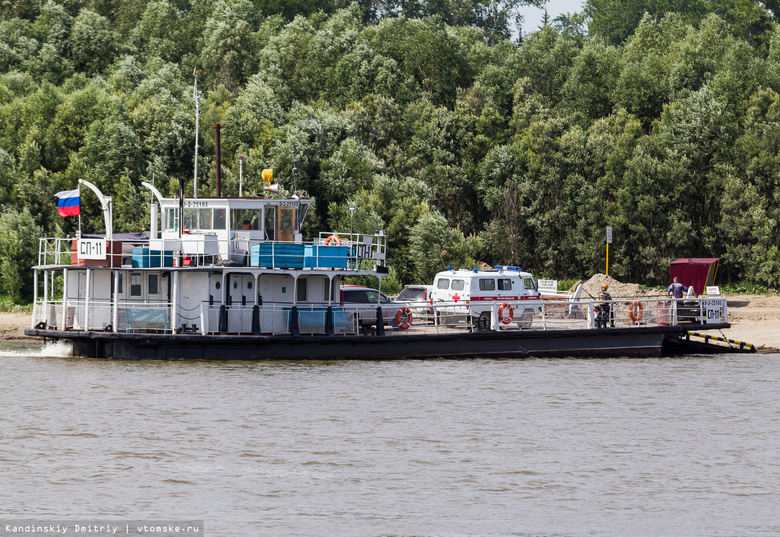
[130, 273, 142, 297]
[523, 278, 537, 291]
[183, 208, 197, 231]
[478, 278, 495, 291]
[436, 279, 450, 290]
[296, 278, 307, 302]
[232, 209, 260, 230]
[166, 208, 178, 231]
[148, 274, 159, 295]
[451, 279, 465, 291]
[111, 273, 123, 295]
[213, 209, 226, 230]
[498, 278, 512, 290]
[198, 208, 212, 229]
[264, 207, 276, 240]
[280, 208, 294, 231]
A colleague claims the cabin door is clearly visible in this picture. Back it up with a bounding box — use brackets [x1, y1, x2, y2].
[276, 206, 295, 242]
[227, 273, 255, 333]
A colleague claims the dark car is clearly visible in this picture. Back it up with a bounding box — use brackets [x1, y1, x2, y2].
[341, 285, 401, 327]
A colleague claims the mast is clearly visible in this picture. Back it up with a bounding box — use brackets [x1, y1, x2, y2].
[193, 69, 201, 198]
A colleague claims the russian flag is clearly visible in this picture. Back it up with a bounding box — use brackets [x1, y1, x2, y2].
[55, 189, 80, 217]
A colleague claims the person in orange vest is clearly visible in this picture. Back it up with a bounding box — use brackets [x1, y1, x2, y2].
[667, 276, 690, 298]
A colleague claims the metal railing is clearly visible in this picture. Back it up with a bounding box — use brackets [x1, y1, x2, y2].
[36, 232, 387, 272]
[31, 295, 728, 336]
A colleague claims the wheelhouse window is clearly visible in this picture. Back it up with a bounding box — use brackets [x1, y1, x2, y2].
[166, 208, 178, 231]
[182, 208, 197, 231]
[264, 207, 276, 240]
[213, 209, 226, 229]
[232, 209, 260, 230]
[198, 208, 212, 229]
[280, 208, 294, 231]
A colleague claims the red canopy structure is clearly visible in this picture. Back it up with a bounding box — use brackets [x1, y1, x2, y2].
[669, 258, 720, 295]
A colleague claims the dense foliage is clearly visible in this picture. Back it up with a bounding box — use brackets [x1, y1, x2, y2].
[2, 0, 780, 300]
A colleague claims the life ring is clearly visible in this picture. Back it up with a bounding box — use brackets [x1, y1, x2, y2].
[395, 307, 412, 329]
[498, 302, 514, 324]
[324, 234, 341, 246]
[628, 300, 644, 322]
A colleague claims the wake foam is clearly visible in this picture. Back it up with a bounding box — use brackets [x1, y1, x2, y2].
[0, 340, 73, 358]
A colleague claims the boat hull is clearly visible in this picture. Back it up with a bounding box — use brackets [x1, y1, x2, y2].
[23, 325, 726, 360]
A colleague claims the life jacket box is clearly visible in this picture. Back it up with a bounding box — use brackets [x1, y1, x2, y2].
[304, 245, 349, 269]
[132, 248, 174, 268]
[250, 243, 305, 268]
[71, 239, 122, 267]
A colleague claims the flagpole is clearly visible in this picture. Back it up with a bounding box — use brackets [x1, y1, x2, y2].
[78, 185, 81, 238]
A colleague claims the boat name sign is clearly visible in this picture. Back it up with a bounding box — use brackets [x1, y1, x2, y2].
[702, 298, 724, 324]
[78, 239, 106, 260]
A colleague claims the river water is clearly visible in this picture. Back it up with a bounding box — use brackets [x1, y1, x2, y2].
[1, 341, 779, 537]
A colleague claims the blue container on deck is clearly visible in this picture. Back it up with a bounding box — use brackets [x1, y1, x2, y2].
[250, 243, 305, 268]
[304, 245, 349, 269]
[132, 248, 174, 268]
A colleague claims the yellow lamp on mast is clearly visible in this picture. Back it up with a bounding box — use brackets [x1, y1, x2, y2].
[262, 169, 278, 197]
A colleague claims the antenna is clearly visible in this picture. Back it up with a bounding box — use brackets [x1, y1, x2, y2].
[238, 154, 245, 197]
[192, 69, 202, 199]
[291, 146, 298, 197]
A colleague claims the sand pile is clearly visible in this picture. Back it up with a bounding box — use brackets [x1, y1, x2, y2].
[571, 273, 653, 299]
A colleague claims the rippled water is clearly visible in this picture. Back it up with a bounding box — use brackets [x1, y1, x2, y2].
[1, 341, 779, 536]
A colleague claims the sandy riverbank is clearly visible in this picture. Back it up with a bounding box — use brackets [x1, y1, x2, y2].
[3, 296, 780, 352]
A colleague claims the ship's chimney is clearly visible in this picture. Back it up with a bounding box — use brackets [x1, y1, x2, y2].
[214, 124, 222, 197]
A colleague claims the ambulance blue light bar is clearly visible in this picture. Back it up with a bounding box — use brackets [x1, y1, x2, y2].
[494, 265, 522, 271]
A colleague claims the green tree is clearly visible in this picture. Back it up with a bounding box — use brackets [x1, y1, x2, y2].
[408, 209, 480, 283]
[585, 0, 707, 45]
[0, 207, 43, 300]
[68, 9, 118, 75]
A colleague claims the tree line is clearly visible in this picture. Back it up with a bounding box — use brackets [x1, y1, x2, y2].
[1, 0, 780, 299]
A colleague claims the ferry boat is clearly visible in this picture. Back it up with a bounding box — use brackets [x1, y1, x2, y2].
[25, 182, 742, 359]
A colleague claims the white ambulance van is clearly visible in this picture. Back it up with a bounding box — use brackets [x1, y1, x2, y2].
[430, 266, 541, 328]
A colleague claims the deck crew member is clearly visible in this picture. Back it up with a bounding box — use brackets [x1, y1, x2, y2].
[667, 276, 690, 299]
[597, 284, 614, 327]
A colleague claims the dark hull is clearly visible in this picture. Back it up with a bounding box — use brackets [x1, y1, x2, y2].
[24, 324, 732, 360]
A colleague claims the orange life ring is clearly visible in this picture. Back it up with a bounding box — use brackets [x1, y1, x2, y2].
[629, 300, 644, 321]
[396, 307, 412, 329]
[498, 302, 514, 324]
[324, 234, 341, 246]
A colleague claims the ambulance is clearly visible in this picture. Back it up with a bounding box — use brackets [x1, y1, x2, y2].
[430, 266, 541, 328]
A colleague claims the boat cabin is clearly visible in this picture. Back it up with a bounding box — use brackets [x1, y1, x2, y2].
[33, 193, 387, 336]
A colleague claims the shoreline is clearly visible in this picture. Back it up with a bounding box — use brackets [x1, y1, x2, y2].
[3, 296, 779, 353]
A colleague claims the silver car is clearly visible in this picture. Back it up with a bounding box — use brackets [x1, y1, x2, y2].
[341, 285, 402, 328]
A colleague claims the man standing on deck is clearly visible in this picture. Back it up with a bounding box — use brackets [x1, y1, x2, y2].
[667, 276, 690, 298]
[597, 284, 614, 327]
